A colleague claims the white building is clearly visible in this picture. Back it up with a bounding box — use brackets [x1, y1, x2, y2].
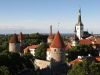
[75, 9, 84, 40]
[24, 45, 39, 56]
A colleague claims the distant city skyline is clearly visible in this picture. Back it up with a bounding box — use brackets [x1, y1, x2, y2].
[0, 0, 100, 34]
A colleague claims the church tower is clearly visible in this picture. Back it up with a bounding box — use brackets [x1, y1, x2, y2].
[75, 8, 84, 39]
[47, 25, 54, 44]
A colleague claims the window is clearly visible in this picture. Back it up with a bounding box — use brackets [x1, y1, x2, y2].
[54, 49, 56, 52]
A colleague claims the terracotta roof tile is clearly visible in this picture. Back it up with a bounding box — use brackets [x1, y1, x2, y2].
[69, 58, 82, 65]
[24, 45, 39, 54]
[50, 31, 65, 48]
[65, 43, 72, 50]
[80, 39, 92, 45]
[9, 34, 19, 43]
[95, 38, 100, 44]
[95, 57, 100, 62]
[28, 45, 39, 49]
[69, 57, 100, 65]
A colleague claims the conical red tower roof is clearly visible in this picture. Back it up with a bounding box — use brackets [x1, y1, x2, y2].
[9, 34, 19, 43]
[50, 31, 65, 48]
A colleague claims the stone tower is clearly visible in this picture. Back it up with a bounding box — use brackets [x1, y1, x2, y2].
[9, 34, 20, 52]
[18, 32, 24, 43]
[75, 8, 84, 39]
[18, 32, 25, 52]
[49, 31, 65, 63]
[18, 32, 24, 46]
[47, 25, 54, 44]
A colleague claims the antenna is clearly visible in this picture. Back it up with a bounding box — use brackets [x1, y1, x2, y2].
[57, 22, 60, 31]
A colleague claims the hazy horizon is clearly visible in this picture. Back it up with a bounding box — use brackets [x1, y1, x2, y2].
[0, 0, 100, 34]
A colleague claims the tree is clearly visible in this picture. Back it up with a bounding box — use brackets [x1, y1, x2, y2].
[67, 60, 100, 75]
[67, 44, 99, 62]
[35, 43, 48, 60]
[23, 53, 35, 69]
[0, 66, 12, 75]
[2, 41, 8, 50]
[0, 51, 36, 75]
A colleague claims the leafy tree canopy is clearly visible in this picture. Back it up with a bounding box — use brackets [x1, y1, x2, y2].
[0, 66, 12, 75]
[68, 60, 100, 75]
[67, 44, 99, 62]
[35, 43, 48, 60]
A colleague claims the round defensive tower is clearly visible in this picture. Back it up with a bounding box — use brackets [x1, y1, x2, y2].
[9, 34, 20, 52]
[49, 31, 65, 63]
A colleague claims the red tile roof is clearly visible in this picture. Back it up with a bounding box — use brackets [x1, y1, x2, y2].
[69, 58, 82, 65]
[28, 45, 39, 49]
[69, 57, 100, 65]
[50, 31, 65, 48]
[94, 38, 100, 44]
[65, 43, 72, 50]
[95, 57, 100, 62]
[24, 45, 39, 54]
[80, 39, 92, 45]
[9, 34, 19, 43]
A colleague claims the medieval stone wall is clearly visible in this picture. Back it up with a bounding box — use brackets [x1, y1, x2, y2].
[34, 59, 50, 69]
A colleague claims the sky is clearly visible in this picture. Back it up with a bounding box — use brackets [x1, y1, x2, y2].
[0, 0, 100, 34]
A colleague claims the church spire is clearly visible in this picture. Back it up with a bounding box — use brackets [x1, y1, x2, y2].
[75, 8, 84, 40]
[78, 8, 82, 25]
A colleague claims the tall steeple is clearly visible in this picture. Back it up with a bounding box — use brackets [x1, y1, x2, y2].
[75, 8, 84, 39]
[77, 8, 83, 25]
[78, 8, 81, 24]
